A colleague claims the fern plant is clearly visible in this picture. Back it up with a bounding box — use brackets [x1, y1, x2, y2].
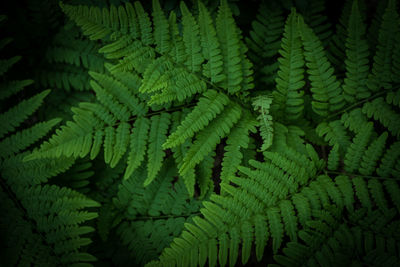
[0, 14, 100, 266]
[2, 0, 400, 266]
[273, 207, 400, 266]
[25, 0, 258, 197]
[145, 0, 400, 265]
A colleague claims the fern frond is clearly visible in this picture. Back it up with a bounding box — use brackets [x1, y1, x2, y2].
[367, 0, 400, 92]
[145, 113, 171, 186]
[14, 2, 400, 266]
[134, 1, 154, 45]
[327, 143, 340, 171]
[246, 1, 284, 86]
[368, 179, 389, 213]
[149, 148, 331, 266]
[39, 90, 95, 121]
[65, 0, 253, 99]
[253, 95, 274, 151]
[298, 15, 344, 116]
[215, 0, 253, 93]
[37, 24, 107, 92]
[0, 79, 33, 100]
[343, 121, 373, 173]
[326, 0, 353, 75]
[24, 107, 100, 160]
[334, 175, 355, 211]
[25, 67, 166, 187]
[198, 1, 224, 84]
[124, 117, 150, 180]
[269, 123, 308, 154]
[89, 70, 147, 116]
[273, 9, 305, 122]
[37, 64, 93, 91]
[340, 108, 368, 134]
[89, 81, 130, 122]
[386, 89, 400, 108]
[58, 1, 256, 183]
[0, 55, 21, 76]
[274, 209, 400, 267]
[316, 120, 351, 157]
[24, 185, 99, 260]
[359, 131, 388, 176]
[55, 158, 95, 192]
[0, 182, 99, 266]
[146, 66, 208, 105]
[220, 111, 257, 185]
[196, 151, 215, 198]
[343, 0, 370, 103]
[1, 152, 75, 186]
[376, 141, 400, 177]
[152, 0, 170, 54]
[384, 180, 400, 213]
[181, 1, 203, 73]
[179, 102, 242, 176]
[0, 89, 50, 139]
[59, 2, 133, 41]
[246, 1, 284, 66]
[103, 39, 155, 73]
[163, 90, 230, 149]
[0, 15, 101, 266]
[367, 0, 388, 50]
[169, 110, 196, 196]
[352, 176, 373, 210]
[114, 160, 203, 265]
[110, 122, 130, 168]
[362, 97, 400, 138]
[299, 0, 332, 47]
[0, 118, 61, 159]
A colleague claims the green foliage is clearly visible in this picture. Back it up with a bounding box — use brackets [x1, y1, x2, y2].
[342, 0, 370, 102]
[274, 208, 400, 266]
[0, 14, 99, 266]
[246, 2, 284, 86]
[2, 0, 400, 266]
[298, 14, 344, 116]
[113, 159, 204, 265]
[252, 95, 273, 151]
[37, 22, 107, 92]
[366, 0, 400, 92]
[272, 9, 305, 122]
